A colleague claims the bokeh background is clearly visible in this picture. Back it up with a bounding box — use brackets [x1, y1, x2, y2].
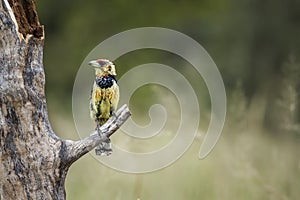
[36, 0, 300, 199]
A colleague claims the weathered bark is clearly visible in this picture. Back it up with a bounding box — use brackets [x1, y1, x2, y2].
[0, 0, 130, 199]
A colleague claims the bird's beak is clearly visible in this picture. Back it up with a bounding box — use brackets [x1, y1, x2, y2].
[88, 60, 100, 68]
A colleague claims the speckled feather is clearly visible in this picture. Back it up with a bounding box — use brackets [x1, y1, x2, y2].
[90, 75, 119, 126]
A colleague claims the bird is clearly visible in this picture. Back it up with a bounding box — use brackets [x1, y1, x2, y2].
[88, 59, 119, 156]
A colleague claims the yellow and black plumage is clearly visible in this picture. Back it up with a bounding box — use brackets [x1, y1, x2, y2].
[89, 59, 119, 156]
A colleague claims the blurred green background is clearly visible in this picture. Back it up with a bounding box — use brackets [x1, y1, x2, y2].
[36, 0, 300, 199]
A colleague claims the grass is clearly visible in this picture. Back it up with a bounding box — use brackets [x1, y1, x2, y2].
[60, 123, 300, 200]
[48, 91, 300, 199]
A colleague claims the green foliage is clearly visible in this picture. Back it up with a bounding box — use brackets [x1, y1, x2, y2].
[264, 56, 300, 133]
[36, 0, 300, 114]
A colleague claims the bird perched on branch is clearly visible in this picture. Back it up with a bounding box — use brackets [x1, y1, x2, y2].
[88, 59, 119, 156]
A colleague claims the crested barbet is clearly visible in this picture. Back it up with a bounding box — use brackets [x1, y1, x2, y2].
[88, 59, 119, 156]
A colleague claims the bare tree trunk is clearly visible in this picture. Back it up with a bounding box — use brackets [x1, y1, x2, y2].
[0, 0, 130, 199]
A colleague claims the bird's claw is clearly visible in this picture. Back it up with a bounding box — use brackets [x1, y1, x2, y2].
[112, 111, 117, 119]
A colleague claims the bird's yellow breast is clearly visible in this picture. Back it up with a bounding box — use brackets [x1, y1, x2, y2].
[90, 80, 119, 125]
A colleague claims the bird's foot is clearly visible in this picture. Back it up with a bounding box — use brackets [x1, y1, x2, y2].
[112, 111, 117, 119]
[96, 124, 101, 135]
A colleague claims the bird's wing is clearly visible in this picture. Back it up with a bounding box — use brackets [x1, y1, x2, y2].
[90, 84, 102, 120]
[110, 82, 119, 112]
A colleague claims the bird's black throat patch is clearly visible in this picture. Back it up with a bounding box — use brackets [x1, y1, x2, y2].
[96, 75, 116, 89]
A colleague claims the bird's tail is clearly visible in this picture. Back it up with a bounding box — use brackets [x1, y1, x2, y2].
[95, 124, 112, 156]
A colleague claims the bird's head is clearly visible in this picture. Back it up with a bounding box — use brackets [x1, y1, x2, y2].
[88, 59, 117, 76]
